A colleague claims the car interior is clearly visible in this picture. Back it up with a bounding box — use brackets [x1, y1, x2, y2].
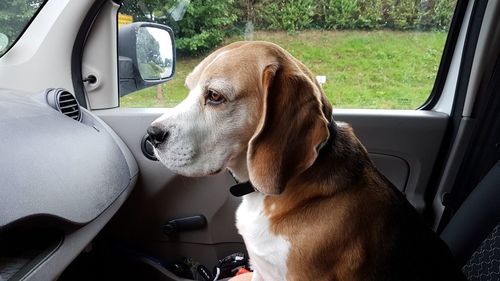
[0, 0, 499, 280]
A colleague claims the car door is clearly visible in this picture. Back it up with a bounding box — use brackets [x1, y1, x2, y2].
[69, 0, 492, 277]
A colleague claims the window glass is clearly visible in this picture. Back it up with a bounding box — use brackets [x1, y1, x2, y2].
[0, 0, 46, 57]
[119, 0, 457, 109]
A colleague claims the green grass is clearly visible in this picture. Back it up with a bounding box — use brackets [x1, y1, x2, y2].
[121, 30, 447, 109]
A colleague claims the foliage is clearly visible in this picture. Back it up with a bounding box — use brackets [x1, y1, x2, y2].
[137, 28, 162, 66]
[387, 0, 420, 30]
[120, 0, 166, 21]
[122, 30, 447, 110]
[121, 0, 238, 56]
[0, 0, 45, 55]
[255, 0, 315, 32]
[380, 0, 458, 31]
[355, 0, 384, 29]
[315, 0, 383, 30]
[136, 27, 165, 79]
[173, 0, 239, 55]
[316, 0, 360, 29]
[432, 0, 458, 30]
[251, 0, 455, 32]
[1, 0, 456, 57]
[119, 0, 456, 55]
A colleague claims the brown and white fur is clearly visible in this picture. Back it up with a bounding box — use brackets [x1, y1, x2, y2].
[148, 41, 465, 281]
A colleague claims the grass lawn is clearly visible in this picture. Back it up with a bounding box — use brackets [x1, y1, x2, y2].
[121, 30, 447, 109]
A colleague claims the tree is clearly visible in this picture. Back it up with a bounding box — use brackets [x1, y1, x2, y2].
[0, 0, 45, 52]
[136, 27, 165, 79]
[123, 0, 239, 56]
[170, 0, 239, 55]
[120, 0, 165, 21]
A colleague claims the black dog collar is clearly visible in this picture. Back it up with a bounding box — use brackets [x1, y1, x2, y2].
[228, 116, 337, 197]
[227, 170, 256, 197]
[323, 116, 338, 151]
[230, 181, 256, 197]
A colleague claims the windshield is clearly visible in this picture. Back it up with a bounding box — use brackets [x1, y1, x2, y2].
[0, 0, 47, 57]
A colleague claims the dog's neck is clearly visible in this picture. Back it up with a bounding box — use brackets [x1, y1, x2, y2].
[227, 151, 250, 183]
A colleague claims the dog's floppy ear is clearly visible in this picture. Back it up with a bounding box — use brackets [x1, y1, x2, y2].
[247, 57, 330, 195]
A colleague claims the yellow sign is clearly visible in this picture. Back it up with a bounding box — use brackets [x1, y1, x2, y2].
[118, 13, 133, 27]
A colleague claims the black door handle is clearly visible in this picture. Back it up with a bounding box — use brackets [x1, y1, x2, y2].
[162, 215, 207, 236]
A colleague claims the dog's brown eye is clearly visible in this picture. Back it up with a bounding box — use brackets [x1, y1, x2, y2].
[206, 90, 226, 105]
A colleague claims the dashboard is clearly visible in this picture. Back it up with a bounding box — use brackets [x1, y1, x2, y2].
[0, 88, 137, 280]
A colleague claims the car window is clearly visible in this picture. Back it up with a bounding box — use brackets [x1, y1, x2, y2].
[0, 0, 47, 57]
[118, 0, 457, 109]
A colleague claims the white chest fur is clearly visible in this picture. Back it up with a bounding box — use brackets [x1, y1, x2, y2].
[236, 192, 290, 281]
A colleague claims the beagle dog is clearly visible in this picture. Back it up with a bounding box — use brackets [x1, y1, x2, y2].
[148, 41, 466, 281]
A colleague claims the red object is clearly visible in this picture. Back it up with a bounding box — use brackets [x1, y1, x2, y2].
[235, 267, 251, 276]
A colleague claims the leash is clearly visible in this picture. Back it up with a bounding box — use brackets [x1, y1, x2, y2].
[228, 116, 337, 197]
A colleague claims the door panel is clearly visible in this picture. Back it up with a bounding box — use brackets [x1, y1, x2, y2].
[370, 154, 409, 192]
[96, 107, 448, 268]
[96, 109, 244, 268]
[336, 109, 449, 211]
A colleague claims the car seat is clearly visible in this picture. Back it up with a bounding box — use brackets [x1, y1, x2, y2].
[441, 161, 500, 280]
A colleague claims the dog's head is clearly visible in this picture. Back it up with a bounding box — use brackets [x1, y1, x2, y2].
[148, 41, 332, 194]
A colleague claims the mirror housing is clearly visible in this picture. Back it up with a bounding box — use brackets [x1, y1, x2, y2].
[118, 22, 176, 97]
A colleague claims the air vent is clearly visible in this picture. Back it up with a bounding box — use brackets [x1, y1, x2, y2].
[46, 88, 81, 121]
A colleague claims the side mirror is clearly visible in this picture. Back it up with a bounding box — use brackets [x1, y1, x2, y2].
[118, 22, 176, 97]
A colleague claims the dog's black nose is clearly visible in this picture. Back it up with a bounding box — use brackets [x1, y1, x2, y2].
[147, 125, 169, 146]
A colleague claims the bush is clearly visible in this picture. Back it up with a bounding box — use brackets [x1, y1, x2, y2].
[121, 0, 457, 57]
[315, 0, 382, 30]
[317, 0, 360, 29]
[357, 0, 384, 29]
[383, 0, 456, 31]
[255, 0, 315, 32]
[432, 0, 457, 30]
[314, 0, 455, 31]
[387, 0, 420, 30]
[174, 0, 239, 55]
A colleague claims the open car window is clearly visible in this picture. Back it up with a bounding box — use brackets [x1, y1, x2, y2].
[118, 0, 457, 110]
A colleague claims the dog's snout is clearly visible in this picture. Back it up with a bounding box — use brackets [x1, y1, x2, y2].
[147, 125, 169, 146]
